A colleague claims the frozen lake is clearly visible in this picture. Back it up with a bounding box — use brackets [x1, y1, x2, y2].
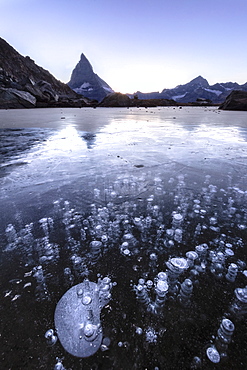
[0, 106, 247, 369]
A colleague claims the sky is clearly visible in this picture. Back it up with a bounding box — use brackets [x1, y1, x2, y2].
[0, 0, 247, 93]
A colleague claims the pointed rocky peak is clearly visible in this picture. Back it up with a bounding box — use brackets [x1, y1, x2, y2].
[67, 53, 113, 102]
[68, 54, 94, 88]
[80, 52, 92, 65]
[187, 76, 209, 87]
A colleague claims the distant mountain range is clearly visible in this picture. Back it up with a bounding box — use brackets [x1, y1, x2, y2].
[129, 76, 247, 103]
[1, 36, 247, 109]
[66, 54, 247, 105]
[67, 53, 114, 102]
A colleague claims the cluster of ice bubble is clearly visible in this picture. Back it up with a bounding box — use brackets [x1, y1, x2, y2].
[134, 271, 169, 315]
[134, 259, 246, 365]
[145, 327, 158, 343]
[3, 172, 247, 366]
[134, 249, 246, 316]
[205, 318, 235, 365]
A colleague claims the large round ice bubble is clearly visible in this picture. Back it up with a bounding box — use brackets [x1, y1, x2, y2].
[54, 278, 112, 357]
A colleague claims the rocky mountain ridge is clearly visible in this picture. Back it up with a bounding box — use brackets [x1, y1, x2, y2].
[0, 37, 91, 108]
[130, 76, 247, 104]
[67, 53, 114, 102]
[1, 37, 247, 110]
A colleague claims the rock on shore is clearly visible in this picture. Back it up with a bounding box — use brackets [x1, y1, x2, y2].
[219, 90, 247, 111]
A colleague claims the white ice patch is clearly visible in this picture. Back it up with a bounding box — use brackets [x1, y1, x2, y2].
[73, 88, 83, 94]
[103, 86, 114, 93]
[172, 93, 187, 101]
[219, 84, 233, 91]
[204, 88, 222, 96]
[80, 82, 91, 89]
[74, 83, 93, 94]
[74, 86, 94, 94]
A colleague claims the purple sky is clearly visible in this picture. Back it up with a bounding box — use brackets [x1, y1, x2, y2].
[1, 0, 247, 93]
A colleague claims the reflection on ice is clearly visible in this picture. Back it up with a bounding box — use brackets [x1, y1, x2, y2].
[194, 124, 246, 143]
[1, 108, 247, 202]
[44, 126, 85, 152]
[81, 132, 96, 149]
[0, 126, 97, 194]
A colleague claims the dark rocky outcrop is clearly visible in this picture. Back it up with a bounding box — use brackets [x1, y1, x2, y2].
[219, 90, 247, 111]
[99, 93, 131, 107]
[67, 53, 114, 102]
[99, 92, 177, 107]
[0, 88, 36, 108]
[130, 76, 247, 104]
[0, 37, 92, 108]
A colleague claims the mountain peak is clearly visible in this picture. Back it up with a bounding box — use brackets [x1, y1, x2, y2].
[79, 53, 93, 67]
[67, 53, 113, 102]
[188, 75, 209, 87]
[146, 75, 247, 103]
[80, 53, 89, 60]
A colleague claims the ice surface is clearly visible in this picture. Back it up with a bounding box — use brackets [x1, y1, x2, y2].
[1, 107, 247, 369]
